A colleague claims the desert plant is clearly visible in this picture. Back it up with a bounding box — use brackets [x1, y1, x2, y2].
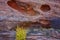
[16, 25, 27, 40]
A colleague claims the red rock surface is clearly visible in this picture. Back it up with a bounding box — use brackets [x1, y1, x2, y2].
[0, 0, 60, 22]
[0, 0, 60, 40]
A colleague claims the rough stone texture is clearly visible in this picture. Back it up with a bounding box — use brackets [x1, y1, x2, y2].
[0, 0, 60, 21]
[0, 0, 60, 40]
[0, 0, 60, 29]
[0, 31, 16, 40]
[26, 28, 60, 40]
[0, 21, 18, 31]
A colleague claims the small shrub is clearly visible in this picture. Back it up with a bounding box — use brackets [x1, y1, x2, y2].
[16, 25, 27, 40]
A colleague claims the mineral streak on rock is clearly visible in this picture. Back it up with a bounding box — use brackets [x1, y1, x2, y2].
[7, 0, 40, 16]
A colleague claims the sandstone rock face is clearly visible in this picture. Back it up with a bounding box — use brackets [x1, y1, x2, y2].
[0, 0, 60, 21]
[0, 31, 16, 40]
[0, 0, 60, 40]
[0, 0, 60, 30]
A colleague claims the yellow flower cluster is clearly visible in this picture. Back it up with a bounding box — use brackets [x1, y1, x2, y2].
[16, 25, 27, 40]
